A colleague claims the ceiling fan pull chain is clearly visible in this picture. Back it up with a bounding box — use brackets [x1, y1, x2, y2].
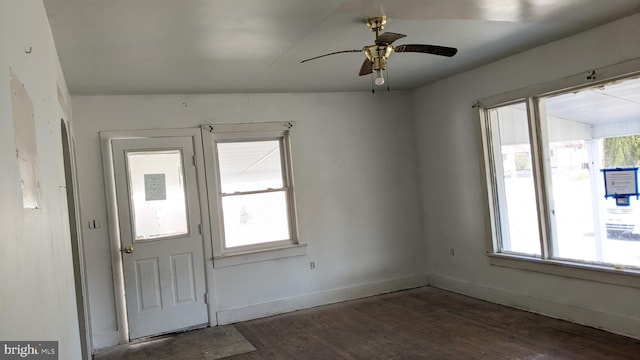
[371, 72, 375, 94]
[386, 67, 390, 91]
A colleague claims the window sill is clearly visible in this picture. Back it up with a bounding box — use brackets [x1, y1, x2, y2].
[213, 243, 307, 268]
[488, 253, 640, 289]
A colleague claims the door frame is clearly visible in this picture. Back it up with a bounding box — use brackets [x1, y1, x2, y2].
[61, 118, 93, 359]
[100, 128, 217, 344]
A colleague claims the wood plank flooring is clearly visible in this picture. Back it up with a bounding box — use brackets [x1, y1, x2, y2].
[94, 286, 640, 359]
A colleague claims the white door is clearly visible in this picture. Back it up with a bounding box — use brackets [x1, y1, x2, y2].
[112, 136, 208, 339]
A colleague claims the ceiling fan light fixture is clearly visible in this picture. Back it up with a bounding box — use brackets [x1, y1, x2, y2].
[374, 69, 385, 86]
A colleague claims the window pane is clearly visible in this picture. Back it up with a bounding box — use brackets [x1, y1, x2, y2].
[127, 150, 188, 240]
[543, 77, 640, 268]
[545, 139, 596, 262]
[217, 140, 284, 193]
[222, 191, 290, 247]
[489, 103, 542, 255]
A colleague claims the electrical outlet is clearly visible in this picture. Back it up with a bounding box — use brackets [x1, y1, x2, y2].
[310, 261, 315, 270]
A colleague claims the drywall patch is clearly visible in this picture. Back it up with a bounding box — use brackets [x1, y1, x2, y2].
[10, 69, 40, 208]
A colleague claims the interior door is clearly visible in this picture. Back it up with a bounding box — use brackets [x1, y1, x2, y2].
[112, 136, 208, 339]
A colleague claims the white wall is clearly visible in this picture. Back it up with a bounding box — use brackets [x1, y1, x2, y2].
[71, 91, 427, 349]
[413, 12, 640, 338]
[0, 1, 81, 359]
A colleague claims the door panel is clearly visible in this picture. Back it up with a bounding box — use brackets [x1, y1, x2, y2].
[171, 253, 196, 304]
[135, 257, 162, 311]
[112, 136, 208, 339]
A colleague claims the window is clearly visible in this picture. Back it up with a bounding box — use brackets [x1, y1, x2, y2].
[481, 75, 640, 272]
[204, 123, 298, 255]
[486, 103, 541, 256]
[126, 150, 189, 240]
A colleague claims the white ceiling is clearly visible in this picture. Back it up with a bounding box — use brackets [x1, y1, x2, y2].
[545, 76, 640, 126]
[43, 0, 640, 95]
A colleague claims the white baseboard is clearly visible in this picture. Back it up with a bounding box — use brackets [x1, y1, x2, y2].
[216, 274, 429, 325]
[92, 331, 119, 351]
[429, 273, 640, 340]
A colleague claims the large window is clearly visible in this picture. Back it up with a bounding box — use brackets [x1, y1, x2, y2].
[204, 123, 298, 255]
[482, 75, 640, 271]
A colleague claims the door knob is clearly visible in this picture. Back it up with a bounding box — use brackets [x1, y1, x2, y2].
[121, 245, 134, 254]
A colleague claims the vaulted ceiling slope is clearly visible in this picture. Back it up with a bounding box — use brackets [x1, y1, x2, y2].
[44, 0, 640, 95]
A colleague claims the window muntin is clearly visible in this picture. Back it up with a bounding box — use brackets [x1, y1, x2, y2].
[484, 75, 640, 270]
[214, 135, 296, 251]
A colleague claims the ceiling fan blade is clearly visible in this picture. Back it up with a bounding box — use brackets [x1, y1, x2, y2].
[394, 44, 458, 57]
[300, 49, 362, 63]
[375, 32, 407, 45]
[358, 59, 373, 76]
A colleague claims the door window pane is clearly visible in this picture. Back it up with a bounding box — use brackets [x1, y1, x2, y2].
[127, 150, 189, 240]
[488, 103, 542, 255]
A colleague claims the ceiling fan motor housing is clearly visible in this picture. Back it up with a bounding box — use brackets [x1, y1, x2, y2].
[373, 56, 386, 71]
[364, 45, 392, 70]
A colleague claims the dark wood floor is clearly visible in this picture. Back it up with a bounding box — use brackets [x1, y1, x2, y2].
[95, 286, 640, 359]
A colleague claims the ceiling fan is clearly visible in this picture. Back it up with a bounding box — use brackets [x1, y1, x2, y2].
[301, 16, 458, 87]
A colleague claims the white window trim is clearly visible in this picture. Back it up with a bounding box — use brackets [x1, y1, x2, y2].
[213, 243, 308, 268]
[201, 122, 304, 266]
[488, 253, 640, 288]
[477, 58, 640, 288]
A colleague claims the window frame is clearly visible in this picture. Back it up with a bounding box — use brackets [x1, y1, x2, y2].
[201, 123, 305, 266]
[477, 58, 640, 288]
